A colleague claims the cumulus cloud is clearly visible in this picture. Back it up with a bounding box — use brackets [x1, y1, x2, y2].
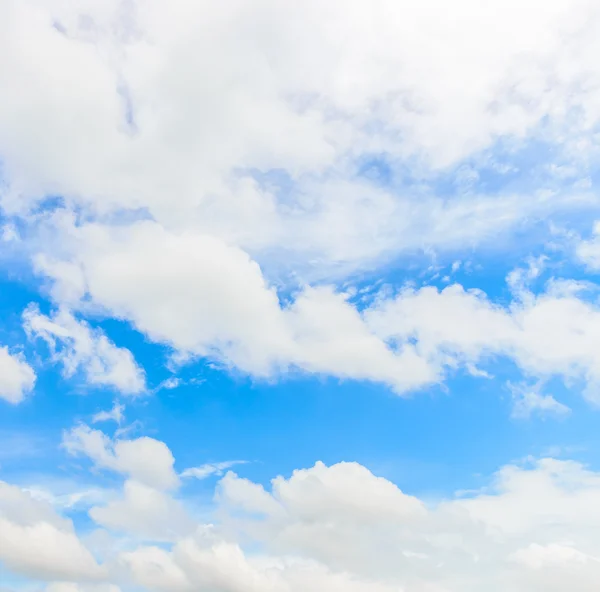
[116, 453, 600, 592]
[23, 306, 145, 395]
[4, 431, 600, 591]
[0, 346, 36, 404]
[89, 479, 194, 542]
[365, 281, 600, 402]
[33, 223, 600, 403]
[35, 219, 437, 391]
[0, 481, 104, 582]
[62, 425, 179, 490]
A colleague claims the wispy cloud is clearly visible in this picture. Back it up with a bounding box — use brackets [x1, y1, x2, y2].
[510, 382, 571, 420]
[181, 461, 249, 480]
[92, 401, 125, 426]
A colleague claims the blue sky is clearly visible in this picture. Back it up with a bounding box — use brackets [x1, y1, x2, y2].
[4, 1, 600, 591]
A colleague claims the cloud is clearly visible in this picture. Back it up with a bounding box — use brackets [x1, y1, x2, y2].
[23, 484, 113, 513]
[3, 0, 600, 180]
[365, 280, 600, 402]
[0, 346, 36, 404]
[1, 0, 600, 403]
[62, 425, 179, 491]
[23, 306, 145, 395]
[89, 479, 194, 542]
[5, 431, 600, 590]
[1, 0, 600, 281]
[92, 402, 125, 426]
[35, 219, 437, 392]
[510, 383, 571, 419]
[0, 481, 104, 582]
[116, 453, 600, 592]
[35, 224, 600, 402]
[181, 461, 248, 480]
[4, 2, 600, 590]
[45, 585, 120, 592]
[577, 221, 600, 270]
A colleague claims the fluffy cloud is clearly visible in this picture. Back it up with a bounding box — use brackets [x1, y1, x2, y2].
[365, 281, 600, 401]
[23, 306, 145, 395]
[1, 0, 600, 274]
[34, 223, 600, 403]
[1, 0, 600, 402]
[0, 346, 36, 404]
[3, 0, 600, 178]
[116, 455, 600, 592]
[5, 2, 600, 590]
[35, 219, 437, 391]
[62, 425, 179, 490]
[5, 430, 600, 591]
[0, 482, 104, 582]
[89, 479, 193, 542]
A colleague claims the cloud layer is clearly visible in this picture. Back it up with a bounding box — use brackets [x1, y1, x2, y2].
[4, 429, 600, 591]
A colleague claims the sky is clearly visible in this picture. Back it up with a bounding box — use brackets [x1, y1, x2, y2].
[3, 0, 600, 590]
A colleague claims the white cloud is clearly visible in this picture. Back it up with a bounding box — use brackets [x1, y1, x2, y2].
[115, 454, 600, 592]
[510, 383, 571, 419]
[365, 281, 600, 402]
[6, 432, 600, 591]
[1, 0, 600, 402]
[181, 461, 248, 480]
[510, 542, 595, 570]
[36, 225, 600, 403]
[46, 584, 121, 592]
[35, 220, 438, 392]
[6, 3, 600, 590]
[89, 480, 194, 542]
[23, 306, 145, 395]
[154, 378, 181, 392]
[1, 0, 600, 279]
[62, 425, 179, 490]
[0, 481, 104, 582]
[23, 484, 113, 513]
[0, 346, 36, 404]
[92, 402, 125, 426]
[577, 221, 600, 270]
